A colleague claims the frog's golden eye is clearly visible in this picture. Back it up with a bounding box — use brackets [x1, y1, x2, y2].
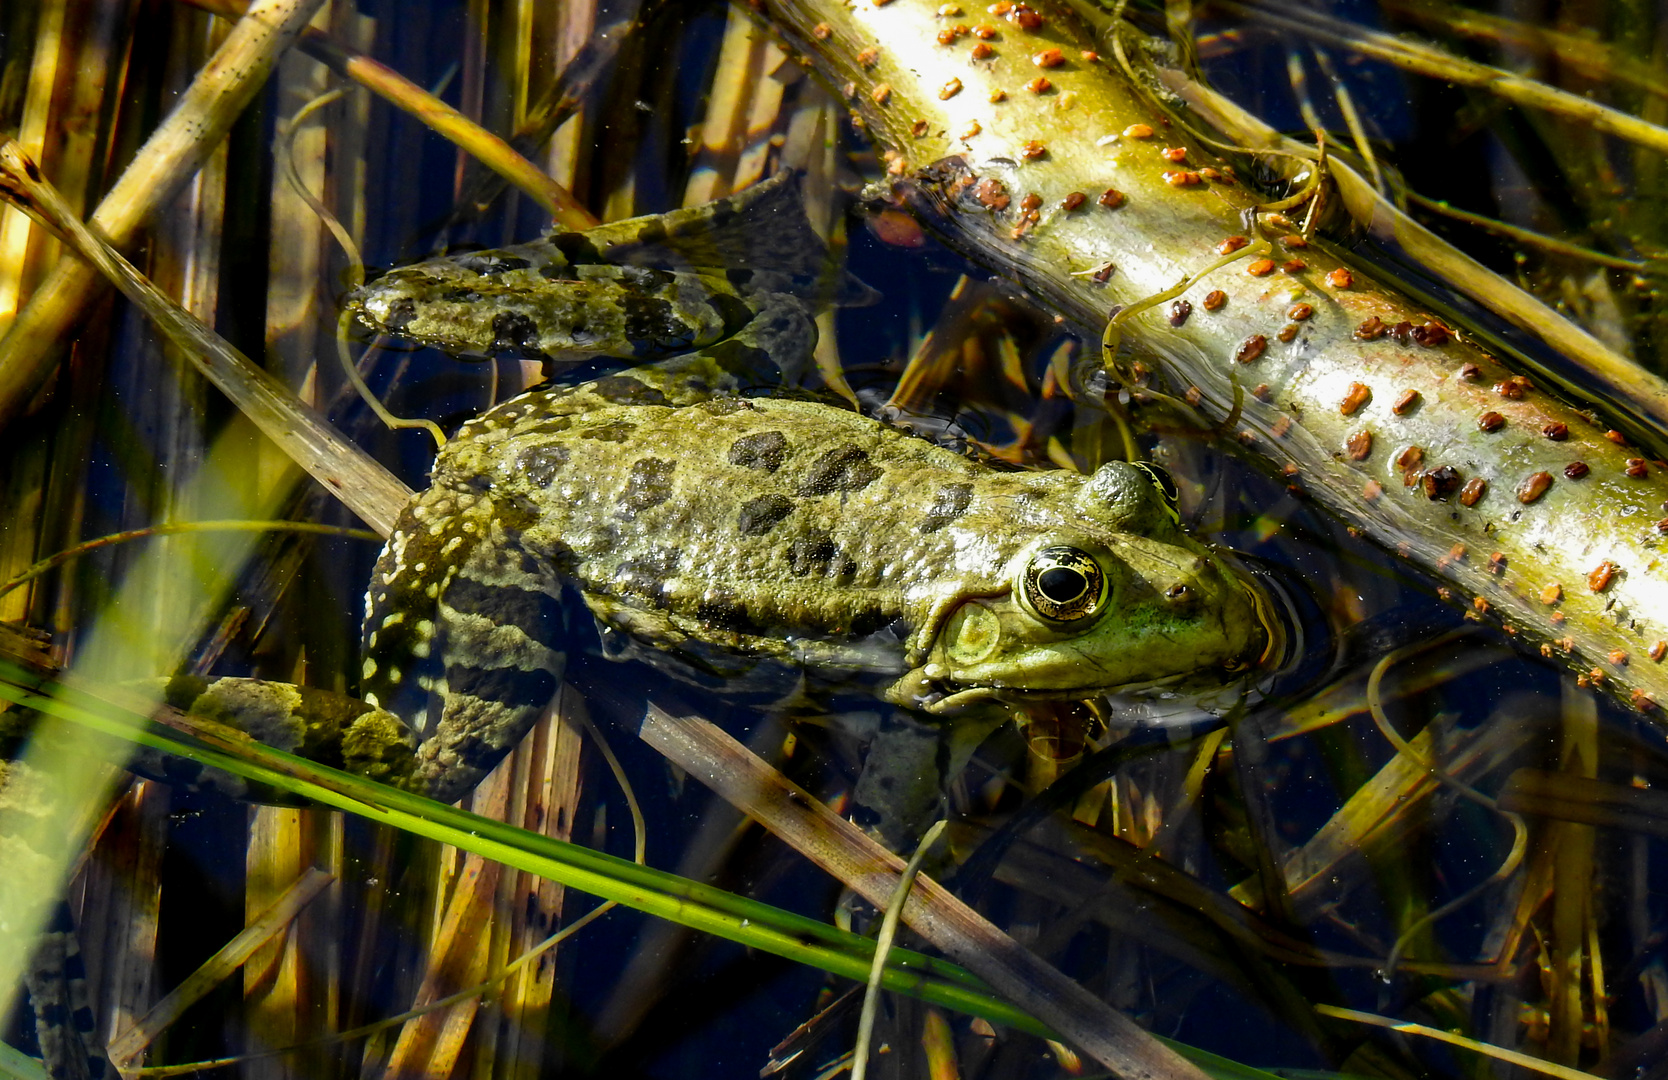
[1130, 462, 1182, 525]
[1022, 546, 1106, 623]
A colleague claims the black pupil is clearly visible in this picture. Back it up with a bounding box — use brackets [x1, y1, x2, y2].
[1038, 566, 1087, 603]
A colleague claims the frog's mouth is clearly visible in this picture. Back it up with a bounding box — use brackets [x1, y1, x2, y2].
[888, 663, 1232, 715]
[1218, 551, 1311, 696]
[911, 677, 1188, 715]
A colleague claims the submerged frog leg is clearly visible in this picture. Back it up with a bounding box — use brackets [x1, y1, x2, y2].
[692, 290, 820, 390]
[851, 708, 1004, 853]
[23, 905, 109, 1080]
[493, 289, 821, 412]
[348, 173, 869, 368]
[579, 171, 876, 310]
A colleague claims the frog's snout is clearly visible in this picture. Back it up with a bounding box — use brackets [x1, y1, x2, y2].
[1214, 552, 1292, 676]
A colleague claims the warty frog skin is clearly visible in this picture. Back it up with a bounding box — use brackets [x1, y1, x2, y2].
[341, 172, 1276, 805]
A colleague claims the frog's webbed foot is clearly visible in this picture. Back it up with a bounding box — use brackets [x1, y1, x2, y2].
[852, 710, 949, 852]
[695, 291, 820, 391]
[590, 170, 877, 313]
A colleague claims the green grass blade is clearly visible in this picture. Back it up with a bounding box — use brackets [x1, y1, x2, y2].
[0, 660, 1037, 1036]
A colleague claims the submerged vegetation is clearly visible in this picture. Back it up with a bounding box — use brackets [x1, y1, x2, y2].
[0, 0, 1666, 1078]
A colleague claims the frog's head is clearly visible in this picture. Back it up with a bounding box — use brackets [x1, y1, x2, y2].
[898, 461, 1276, 714]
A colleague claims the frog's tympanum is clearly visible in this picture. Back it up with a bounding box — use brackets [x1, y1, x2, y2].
[340, 173, 1274, 806]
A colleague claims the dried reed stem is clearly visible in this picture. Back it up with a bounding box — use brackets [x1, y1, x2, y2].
[0, 0, 329, 431]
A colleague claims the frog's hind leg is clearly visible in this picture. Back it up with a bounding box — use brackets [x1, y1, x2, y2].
[697, 290, 820, 390]
[24, 904, 110, 1080]
[555, 291, 821, 411]
[363, 487, 569, 804]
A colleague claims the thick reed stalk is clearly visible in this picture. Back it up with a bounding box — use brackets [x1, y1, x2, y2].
[766, 0, 1668, 721]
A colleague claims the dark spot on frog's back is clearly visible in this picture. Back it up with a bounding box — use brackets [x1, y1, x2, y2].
[725, 268, 755, 289]
[491, 311, 539, 350]
[618, 458, 676, 516]
[920, 483, 974, 532]
[789, 530, 856, 579]
[517, 444, 569, 488]
[549, 232, 603, 263]
[613, 547, 680, 605]
[728, 430, 788, 472]
[706, 198, 738, 227]
[699, 397, 755, 417]
[696, 592, 765, 636]
[620, 265, 676, 290]
[622, 295, 693, 355]
[455, 252, 531, 275]
[384, 297, 418, 332]
[633, 219, 668, 245]
[703, 337, 774, 376]
[707, 291, 758, 332]
[846, 608, 891, 638]
[737, 494, 794, 535]
[580, 420, 636, 442]
[590, 375, 669, 406]
[798, 444, 882, 496]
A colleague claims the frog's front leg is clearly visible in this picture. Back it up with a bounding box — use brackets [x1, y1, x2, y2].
[850, 707, 1006, 852]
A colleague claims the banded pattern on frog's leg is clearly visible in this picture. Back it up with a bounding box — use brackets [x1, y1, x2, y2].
[23, 905, 108, 1080]
[347, 171, 870, 367]
[0, 754, 108, 1080]
[696, 290, 819, 390]
[361, 482, 568, 804]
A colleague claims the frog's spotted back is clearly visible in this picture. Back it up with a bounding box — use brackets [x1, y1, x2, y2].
[339, 176, 1268, 805]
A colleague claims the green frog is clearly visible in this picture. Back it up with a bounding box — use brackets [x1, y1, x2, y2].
[340, 172, 1274, 807]
[10, 175, 1274, 814]
[6, 174, 1274, 1078]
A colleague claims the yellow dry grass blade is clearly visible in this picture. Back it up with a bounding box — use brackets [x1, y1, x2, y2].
[0, 0, 327, 432]
[1316, 1004, 1605, 1080]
